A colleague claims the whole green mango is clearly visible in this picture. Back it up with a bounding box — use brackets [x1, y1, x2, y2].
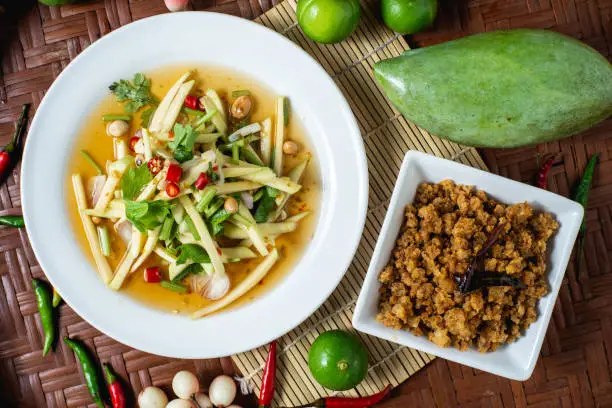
[374, 29, 612, 148]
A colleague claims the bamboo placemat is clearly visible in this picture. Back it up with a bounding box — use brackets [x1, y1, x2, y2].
[231, 0, 487, 405]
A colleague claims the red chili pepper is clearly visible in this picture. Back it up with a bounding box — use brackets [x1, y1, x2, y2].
[147, 157, 164, 175]
[166, 164, 182, 183]
[0, 104, 29, 181]
[144, 267, 161, 283]
[287, 385, 392, 408]
[184, 95, 203, 111]
[258, 341, 277, 408]
[166, 182, 180, 198]
[536, 156, 555, 190]
[168, 130, 175, 139]
[103, 364, 126, 408]
[194, 172, 209, 190]
[129, 136, 140, 152]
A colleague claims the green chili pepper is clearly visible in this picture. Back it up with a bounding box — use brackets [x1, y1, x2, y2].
[102, 114, 132, 121]
[32, 279, 55, 356]
[64, 337, 105, 408]
[0, 215, 25, 228]
[573, 153, 598, 270]
[52, 287, 62, 308]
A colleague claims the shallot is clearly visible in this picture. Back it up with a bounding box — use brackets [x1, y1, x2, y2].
[138, 386, 168, 408]
[87, 175, 106, 206]
[194, 393, 212, 408]
[164, 0, 190, 12]
[240, 192, 254, 210]
[201, 273, 230, 300]
[172, 371, 199, 399]
[209, 375, 237, 408]
[165, 399, 197, 408]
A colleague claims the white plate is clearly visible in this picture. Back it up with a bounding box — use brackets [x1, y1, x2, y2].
[21, 12, 368, 358]
[353, 151, 583, 380]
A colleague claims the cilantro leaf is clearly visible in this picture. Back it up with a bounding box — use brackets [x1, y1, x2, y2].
[172, 263, 204, 283]
[121, 166, 153, 200]
[125, 200, 173, 232]
[168, 123, 197, 151]
[174, 147, 194, 163]
[254, 187, 281, 222]
[109, 73, 157, 113]
[176, 243, 211, 265]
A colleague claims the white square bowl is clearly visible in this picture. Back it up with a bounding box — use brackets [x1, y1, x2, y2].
[352, 150, 584, 381]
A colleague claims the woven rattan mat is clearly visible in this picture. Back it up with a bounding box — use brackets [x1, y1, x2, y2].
[230, 0, 486, 405]
[1, 0, 612, 407]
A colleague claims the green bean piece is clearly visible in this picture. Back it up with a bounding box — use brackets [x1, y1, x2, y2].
[252, 189, 264, 203]
[159, 216, 175, 241]
[573, 153, 599, 270]
[232, 90, 251, 98]
[160, 280, 188, 293]
[102, 114, 132, 121]
[32, 279, 55, 356]
[231, 144, 240, 162]
[283, 97, 290, 126]
[63, 337, 105, 408]
[52, 287, 62, 308]
[80, 150, 104, 175]
[184, 216, 201, 241]
[243, 145, 265, 166]
[205, 197, 225, 219]
[196, 188, 217, 214]
[97, 226, 111, 257]
[0, 215, 25, 228]
[183, 107, 205, 117]
[194, 108, 218, 129]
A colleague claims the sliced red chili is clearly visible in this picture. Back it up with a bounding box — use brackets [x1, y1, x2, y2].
[144, 267, 161, 283]
[147, 157, 163, 176]
[129, 136, 140, 152]
[184, 95, 203, 111]
[194, 172, 209, 190]
[166, 182, 180, 198]
[166, 164, 182, 183]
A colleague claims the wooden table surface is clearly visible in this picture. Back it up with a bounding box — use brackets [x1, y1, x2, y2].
[1, 0, 611, 407]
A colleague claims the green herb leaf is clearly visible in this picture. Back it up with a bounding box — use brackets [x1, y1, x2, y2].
[121, 166, 153, 200]
[109, 73, 157, 113]
[141, 105, 156, 128]
[254, 187, 280, 222]
[176, 243, 211, 265]
[125, 200, 173, 232]
[172, 263, 204, 283]
[168, 123, 197, 151]
[174, 147, 194, 163]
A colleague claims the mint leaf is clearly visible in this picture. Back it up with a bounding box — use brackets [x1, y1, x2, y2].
[121, 166, 153, 200]
[254, 187, 280, 222]
[125, 200, 173, 232]
[176, 243, 211, 265]
[109, 73, 157, 113]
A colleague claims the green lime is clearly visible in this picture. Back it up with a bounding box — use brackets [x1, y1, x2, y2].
[297, 0, 361, 44]
[308, 330, 368, 391]
[38, 0, 76, 6]
[381, 0, 438, 35]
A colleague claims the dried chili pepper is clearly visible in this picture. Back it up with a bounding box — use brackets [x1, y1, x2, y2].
[0, 215, 25, 228]
[258, 340, 277, 408]
[0, 104, 29, 182]
[574, 153, 598, 271]
[455, 223, 507, 293]
[536, 156, 555, 189]
[64, 337, 105, 408]
[286, 384, 392, 408]
[462, 272, 526, 293]
[104, 363, 126, 408]
[32, 279, 55, 356]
